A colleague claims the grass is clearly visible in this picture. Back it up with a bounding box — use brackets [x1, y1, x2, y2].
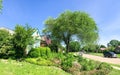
[108, 69, 120, 75]
[117, 54, 120, 58]
[89, 52, 103, 57]
[89, 52, 120, 58]
[0, 59, 71, 75]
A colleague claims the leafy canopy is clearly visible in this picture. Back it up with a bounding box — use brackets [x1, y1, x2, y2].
[44, 11, 99, 52]
[69, 41, 81, 52]
[13, 25, 35, 58]
[107, 39, 120, 47]
[0, 29, 13, 56]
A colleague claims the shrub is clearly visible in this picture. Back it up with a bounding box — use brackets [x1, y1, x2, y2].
[68, 61, 81, 75]
[25, 57, 54, 66]
[81, 62, 113, 75]
[28, 48, 40, 58]
[61, 54, 75, 71]
[77, 56, 98, 71]
[46, 47, 51, 57]
[40, 47, 46, 57]
[28, 47, 51, 58]
[97, 62, 113, 74]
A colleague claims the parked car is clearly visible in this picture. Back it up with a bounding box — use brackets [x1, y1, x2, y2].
[103, 51, 117, 58]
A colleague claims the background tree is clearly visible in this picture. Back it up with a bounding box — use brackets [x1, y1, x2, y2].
[107, 39, 119, 47]
[100, 45, 106, 48]
[69, 41, 81, 52]
[0, 29, 13, 58]
[0, 0, 2, 13]
[13, 25, 35, 58]
[43, 11, 99, 53]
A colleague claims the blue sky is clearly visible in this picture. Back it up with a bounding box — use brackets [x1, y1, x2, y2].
[0, 0, 120, 46]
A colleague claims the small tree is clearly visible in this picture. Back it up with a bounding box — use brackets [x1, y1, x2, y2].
[13, 25, 35, 58]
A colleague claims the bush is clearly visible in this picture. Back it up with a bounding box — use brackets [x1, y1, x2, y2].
[28, 47, 51, 58]
[97, 62, 113, 74]
[77, 56, 98, 71]
[61, 54, 75, 71]
[28, 48, 40, 58]
[81, 62, 113, 75]
[68, 61, 81, 75]
[25, 57, 54, 66]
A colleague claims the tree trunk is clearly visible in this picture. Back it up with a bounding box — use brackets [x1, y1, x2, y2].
[63, 33, 71, 53]
[66, 43, 69, 53]
[65, 37, 70, 53]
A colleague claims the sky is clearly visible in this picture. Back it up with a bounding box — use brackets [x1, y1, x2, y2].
[0, 0, 120, 46]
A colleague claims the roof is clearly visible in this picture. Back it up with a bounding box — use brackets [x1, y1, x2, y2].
[0, 27, 14, 35]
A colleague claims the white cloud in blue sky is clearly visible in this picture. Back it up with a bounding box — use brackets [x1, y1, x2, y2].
[0, 0, 120, 46]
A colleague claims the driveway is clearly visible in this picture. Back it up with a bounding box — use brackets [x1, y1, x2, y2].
[82, 54, 120, 64]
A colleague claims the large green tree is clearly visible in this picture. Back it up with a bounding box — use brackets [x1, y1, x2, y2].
[43, 11, 99, 52]
[13, 25, 35, 58]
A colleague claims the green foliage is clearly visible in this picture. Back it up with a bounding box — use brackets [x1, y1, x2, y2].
[69, 41, 81, 52]
[77, 56, 99, 71]
[80, 62, 113, 75]
[28, 47, 51, 58]
[108, 39, 120, 47]
[77, 56, 112, 75]
[25, 57, 54, 66]
[61, 54, 75, 71]
[107, 46, 115, 52]
[108, 69, 120, 75]
[0, 29, 14, 58]
[97, 62, 113, 75]
[13, 25, 35, 58]
[48, 42, 58, 52]
[44, 10, 99, 53]
[78, 57, 98, 71]
[100, 45, 106, 48]
[28, 48, 40, 58]
[0, 0, 2, 13]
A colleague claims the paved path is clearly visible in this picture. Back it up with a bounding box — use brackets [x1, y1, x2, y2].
[83, 54, 120, 64]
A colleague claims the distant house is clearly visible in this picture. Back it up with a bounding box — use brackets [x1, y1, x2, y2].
[32, 29, 41, 48]
[40, 35, 51, 47]
[25, 29, 41, 54]
[0, 27, 14, 35]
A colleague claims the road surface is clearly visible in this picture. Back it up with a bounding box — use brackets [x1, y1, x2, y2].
[82, 54, 120, 64]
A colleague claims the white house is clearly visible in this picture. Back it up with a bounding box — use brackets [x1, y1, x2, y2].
[0, 27, 14, 35]
[25, 29, 41, 54]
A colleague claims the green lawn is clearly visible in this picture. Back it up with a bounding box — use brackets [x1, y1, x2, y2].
[108, 69, 120, 75]
[89, 52, 120, 58]
[0, 59, 71, 75]
[89, 52, 103, 57]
